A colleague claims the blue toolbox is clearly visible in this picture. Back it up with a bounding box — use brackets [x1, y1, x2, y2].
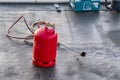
[70, 0, 100, 12]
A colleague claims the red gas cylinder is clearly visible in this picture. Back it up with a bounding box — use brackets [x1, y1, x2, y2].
[32, 22, 57, 67]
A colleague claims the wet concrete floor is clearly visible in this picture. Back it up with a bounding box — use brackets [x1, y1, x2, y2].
[0, 3, 120, 80]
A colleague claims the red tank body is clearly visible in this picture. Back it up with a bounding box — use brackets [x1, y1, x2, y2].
[32, 26, 57, 67]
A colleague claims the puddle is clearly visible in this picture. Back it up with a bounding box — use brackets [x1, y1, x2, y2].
[108, 30, 120, 47]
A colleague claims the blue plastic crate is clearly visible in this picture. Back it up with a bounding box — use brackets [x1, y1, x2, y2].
[70, 0, 100, 12]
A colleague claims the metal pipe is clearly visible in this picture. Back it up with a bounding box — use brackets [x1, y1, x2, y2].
[36, 0, 69, 3]
[0, 0, 110, 4]
[0, 0, 35, 3]
[0, 0, 69, 3]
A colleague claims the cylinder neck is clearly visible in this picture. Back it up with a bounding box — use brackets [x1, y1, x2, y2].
[45, 27, 55, 34]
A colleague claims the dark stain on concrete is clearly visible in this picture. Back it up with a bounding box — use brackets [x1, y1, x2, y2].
[4, 66, 19, 77]
[108, 30, 120, 47]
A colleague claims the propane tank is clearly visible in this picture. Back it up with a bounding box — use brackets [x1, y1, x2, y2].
[32, 22, 57, 67]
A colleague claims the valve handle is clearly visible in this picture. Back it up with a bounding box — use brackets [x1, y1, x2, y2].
[32, 21, 55, 30]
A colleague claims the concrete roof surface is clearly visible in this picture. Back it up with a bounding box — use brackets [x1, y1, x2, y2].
[0, 3, 120, 80]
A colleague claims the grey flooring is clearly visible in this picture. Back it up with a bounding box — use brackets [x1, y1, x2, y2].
[0, 3, 120, 80]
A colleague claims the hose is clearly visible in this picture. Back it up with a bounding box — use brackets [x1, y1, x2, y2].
[58, 42, 86, 57]
[6, 16, 86, 57]
[6, 16, 34, 39]
[6, 16, 55, 45]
